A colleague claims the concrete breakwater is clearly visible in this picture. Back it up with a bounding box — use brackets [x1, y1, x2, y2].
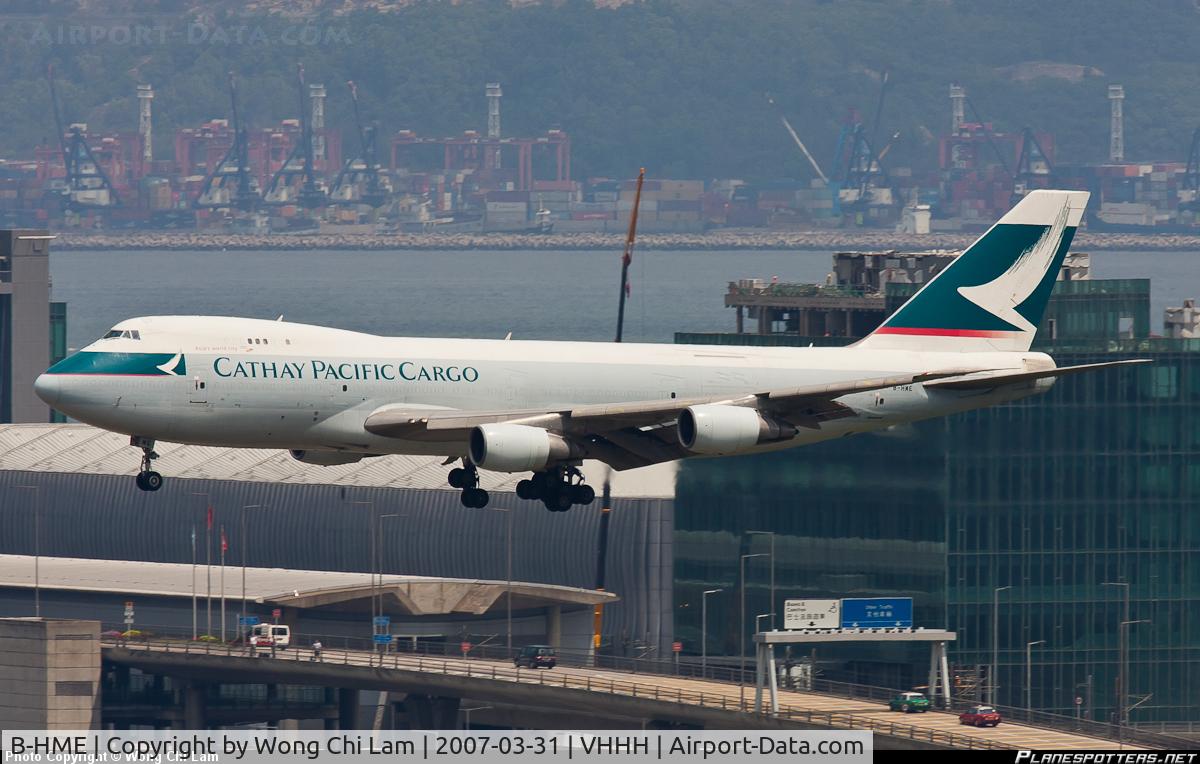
[53, 229, 1200, 252]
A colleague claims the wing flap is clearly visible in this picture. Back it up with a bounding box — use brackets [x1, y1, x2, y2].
[925, 359, 1151, 391]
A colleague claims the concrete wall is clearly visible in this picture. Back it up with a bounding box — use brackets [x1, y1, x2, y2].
[0, 618, 100, 729]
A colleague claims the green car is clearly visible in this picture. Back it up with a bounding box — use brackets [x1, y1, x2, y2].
[888, 691, 931, 713]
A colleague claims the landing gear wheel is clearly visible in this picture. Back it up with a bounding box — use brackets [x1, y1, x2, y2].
[461, 487, 489, 508]
[571, 484, 596, 506]
[516, 479, 536, 500]
[448, 467, 471, 489]
[136, 471, 163, 492]
[132, 436, 162, 492]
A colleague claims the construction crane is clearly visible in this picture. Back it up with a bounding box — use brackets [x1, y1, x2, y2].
[766, 95, 828, 184]
[329, 81, 390, 208]
[264, 64, 326, 209]
[194, 72, 260, 211]
[45, 64, 121, 210]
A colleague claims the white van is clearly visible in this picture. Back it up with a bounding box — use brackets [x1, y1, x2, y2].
[250, 624, 291, 654]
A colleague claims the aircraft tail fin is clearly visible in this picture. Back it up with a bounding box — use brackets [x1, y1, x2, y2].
[856, 190, 1089, 353]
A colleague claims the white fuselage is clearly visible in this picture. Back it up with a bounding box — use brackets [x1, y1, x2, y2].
[37, 315, 1052, 465]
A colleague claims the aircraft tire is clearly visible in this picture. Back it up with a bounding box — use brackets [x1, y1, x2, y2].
[516, 479, 536, 500]
[141, 471, 163, 492]
[572, 485, 595, 505]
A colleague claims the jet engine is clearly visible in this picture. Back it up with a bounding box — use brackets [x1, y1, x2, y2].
[289, 449, 366, 466]
[677, 404, 796, 455]
[469, 424, 581, 472]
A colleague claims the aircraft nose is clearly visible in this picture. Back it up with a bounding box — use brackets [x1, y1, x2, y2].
[34, 373, 60, 406]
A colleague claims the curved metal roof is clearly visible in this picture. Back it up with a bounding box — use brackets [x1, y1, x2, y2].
[0, 554, 616, 615]
[0, 423, 677, 498]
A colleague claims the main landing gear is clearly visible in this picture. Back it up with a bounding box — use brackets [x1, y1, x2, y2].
[132, 436, 163, 492]
[448, 463, 489, 508]
[517, 466, 595, 512]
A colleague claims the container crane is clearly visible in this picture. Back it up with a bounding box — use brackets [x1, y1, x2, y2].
[1011, 126, 1054, 204]
[1180, 127, 1200, 212]
[264, 64, 326, 209]
[46, 65, 121, 210]
[194, 72, 260, 211]
[329, 81, 391, 207]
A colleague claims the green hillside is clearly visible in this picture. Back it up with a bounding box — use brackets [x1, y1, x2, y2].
[2, 0, 1198, 180]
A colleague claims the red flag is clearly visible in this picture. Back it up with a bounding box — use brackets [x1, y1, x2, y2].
[220, 528, 228, 554]
[206, 506, 213, 530]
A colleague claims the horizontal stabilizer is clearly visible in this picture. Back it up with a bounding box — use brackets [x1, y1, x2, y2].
[925, 359, 1151, 391]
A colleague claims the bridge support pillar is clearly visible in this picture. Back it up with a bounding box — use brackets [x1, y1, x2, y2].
[547, 606, 562, 650]
[183, 683, 206, 729]
[337, 688, 359, 729]
[401, 695, 460, 729]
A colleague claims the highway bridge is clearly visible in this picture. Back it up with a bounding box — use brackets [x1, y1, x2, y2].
[103, 638, 1154, 751]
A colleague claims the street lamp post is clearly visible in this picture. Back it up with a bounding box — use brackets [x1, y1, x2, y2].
[992, 585, 1012, 705]
[701, 588, 722, 677]
[740, 552, 768, 708]
[375, 512, 405, 655]
[1117, 619, 1150, 728]
[239, 504, 265, 643]
[480, 506, 513, 654]
[462, 705, 492, 730]
[15, 485, 39, 617]
[746, 531, 776, 629]
[1026, 640, 1046, 714]
[1102, 581, 1130, 725]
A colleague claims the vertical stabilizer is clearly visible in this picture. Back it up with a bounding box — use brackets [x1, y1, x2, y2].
[857, 189, 1089, 352]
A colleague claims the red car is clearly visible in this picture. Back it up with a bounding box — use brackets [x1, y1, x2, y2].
[959, 705, 1002, 727]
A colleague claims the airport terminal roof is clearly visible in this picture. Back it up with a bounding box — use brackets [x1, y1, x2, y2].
[0, 554, 616, 615]
[0, 423, 677, 498]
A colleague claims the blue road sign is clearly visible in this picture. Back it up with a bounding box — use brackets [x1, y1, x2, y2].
[373, 634, 394, 644]
[238, 615, 260, 627]
[373, 616, 390, 627]
[840, 598, 913, 629]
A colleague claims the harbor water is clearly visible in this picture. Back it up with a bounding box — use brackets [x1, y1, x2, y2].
[50, 248, 1198, 351]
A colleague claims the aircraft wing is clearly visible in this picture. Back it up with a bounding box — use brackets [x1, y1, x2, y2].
[363, 369, 970, 470]
[923, 359, 1151, 391]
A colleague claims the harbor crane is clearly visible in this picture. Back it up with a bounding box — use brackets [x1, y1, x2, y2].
[765, 94, 828, 184]
[194, 72, 260, 211]
[46, 64, 121, 210]
[264, 64, 326, 209]
[329, 81, 391, 208]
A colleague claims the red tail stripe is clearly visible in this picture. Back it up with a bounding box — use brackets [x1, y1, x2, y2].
[873, 326, 1015, 338]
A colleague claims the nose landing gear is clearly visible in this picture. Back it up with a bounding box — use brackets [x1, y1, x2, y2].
[448, 462, 489, 508]
[517, 466, 595, 512]
[132, 436, 163, 492]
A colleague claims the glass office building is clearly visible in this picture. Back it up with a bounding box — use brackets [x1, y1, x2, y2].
[674, 278, 1200, 724]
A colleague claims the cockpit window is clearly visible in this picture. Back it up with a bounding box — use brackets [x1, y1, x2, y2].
[101, 329, 141, 340]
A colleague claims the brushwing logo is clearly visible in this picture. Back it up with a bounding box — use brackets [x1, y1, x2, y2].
[956, 200, 1071, 334]
[156, 353, 186, 376]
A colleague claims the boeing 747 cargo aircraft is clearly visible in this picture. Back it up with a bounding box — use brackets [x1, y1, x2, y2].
[35, 190, 1146, 510]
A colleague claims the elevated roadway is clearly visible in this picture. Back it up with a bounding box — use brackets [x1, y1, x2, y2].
[103, 639, 1144, 750]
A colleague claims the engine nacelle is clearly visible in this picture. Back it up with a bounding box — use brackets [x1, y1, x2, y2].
[289, 449, 366, 467]
[469, 423, 580, 472]
[677, 404, 796, 455]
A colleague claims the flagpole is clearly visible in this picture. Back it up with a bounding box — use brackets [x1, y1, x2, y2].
[190, 524, 197, 640]
[206, 505, 213, 638]
[220, 524, 227, 642]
